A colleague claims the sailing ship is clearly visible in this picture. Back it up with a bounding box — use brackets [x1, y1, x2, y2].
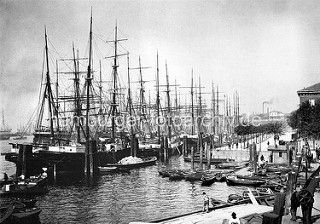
[30, 15, 130, 174]
[4, 13, 161, 177]
[0, 111, 12, 140]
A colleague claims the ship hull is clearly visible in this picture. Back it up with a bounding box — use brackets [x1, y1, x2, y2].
[0, 135, 11, 140]
[3, 145, 160, 177]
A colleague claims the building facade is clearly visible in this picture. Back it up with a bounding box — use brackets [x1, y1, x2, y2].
[267, 145, 288, 164]
[297, 82, 320, 105]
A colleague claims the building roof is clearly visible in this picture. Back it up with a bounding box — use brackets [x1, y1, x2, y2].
[297, 82, 320, 94]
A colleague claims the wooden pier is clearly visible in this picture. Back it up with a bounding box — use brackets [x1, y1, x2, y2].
[130, 204, 272, 224]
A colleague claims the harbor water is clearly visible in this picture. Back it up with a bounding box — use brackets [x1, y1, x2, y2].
[0, 138, 249, 224]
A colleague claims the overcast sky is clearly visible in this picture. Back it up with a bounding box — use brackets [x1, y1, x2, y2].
[1, 0, 320, 130]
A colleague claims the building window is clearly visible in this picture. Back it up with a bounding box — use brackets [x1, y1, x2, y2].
[279, 152, 282, 157]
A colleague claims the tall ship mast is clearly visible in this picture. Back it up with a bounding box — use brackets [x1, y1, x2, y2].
[156, 52, 161, 144]
[165, 61, 172, 140]
[0, 110, 12, 140]
[4, 14, 161, 178]
[33, 28, 65, 146]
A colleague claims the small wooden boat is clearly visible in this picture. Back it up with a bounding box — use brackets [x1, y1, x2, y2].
[168, 171, 185, 181]
[16, 198, 37, 208]
[226, 175, 266, 187]
[236, 175, 266, 181]
[227, 193, 244, 203]
[159, 169, 180, 177]
[1, 198, 37, 209]
[11, 207, 41, 219]
[104, 157, 157, 169]
[185, 172, 204, 182]
[0, 176, 48, 197]
[201, 176, 216, 186]
[255, 187, 274, 196]
[210, 198, 228, 207]
[227, 193, 275, 205]
[183, 156, 233, 164]
[217, 161, 249, 169]
[266, 165, 292, 173]
[0, 204, 14, 224]
[98, 166, 118, 174]
[159, 170, 173, 178]
[215, 172, 227, 182]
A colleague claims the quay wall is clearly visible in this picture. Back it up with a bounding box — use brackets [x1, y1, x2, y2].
[211, 149, 271, 162]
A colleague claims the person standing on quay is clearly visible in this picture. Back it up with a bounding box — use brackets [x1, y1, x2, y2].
[202, 192, 210, 213]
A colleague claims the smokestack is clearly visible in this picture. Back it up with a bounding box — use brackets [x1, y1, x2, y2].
[262, 101, 269, 114]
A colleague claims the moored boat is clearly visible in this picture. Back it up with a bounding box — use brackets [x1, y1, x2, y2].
[210, 198, 228, 208]
[183, 156, 233, 164]
[1, 199, 37, 211]
[217, 161, 249, 169]
[0, 204, 14, 224]
[158, 169, 175, 177]
[185, 172, 205, 182]
[104, 156, 157, 169]
[227, 192, 275, 205]
[226, 175, 266, 187]
[11, 207, 41, 219]
[201, 176, 216, 186]
[168, 171, 186, 181]
[266, 165, 292, 173]
[15, 198, 37, 208]
[215, 172, 227, 182]
[236, 174, 266, 181]
[98, 166, 118, 174]
[0, 175, 48, 197]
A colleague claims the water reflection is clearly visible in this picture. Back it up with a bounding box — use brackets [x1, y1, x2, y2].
[37, 157, 249, 223]
[1, 139, 248, 224]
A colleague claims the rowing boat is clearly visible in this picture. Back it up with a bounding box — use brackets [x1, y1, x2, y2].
[226, 175, 266, 186]
[104, 156, 157, 169]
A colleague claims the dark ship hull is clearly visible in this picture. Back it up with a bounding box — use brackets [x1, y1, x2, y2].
[0, 135, 11, 140]
[0, 131, 11, 140]
[3, 143, 159, 177]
